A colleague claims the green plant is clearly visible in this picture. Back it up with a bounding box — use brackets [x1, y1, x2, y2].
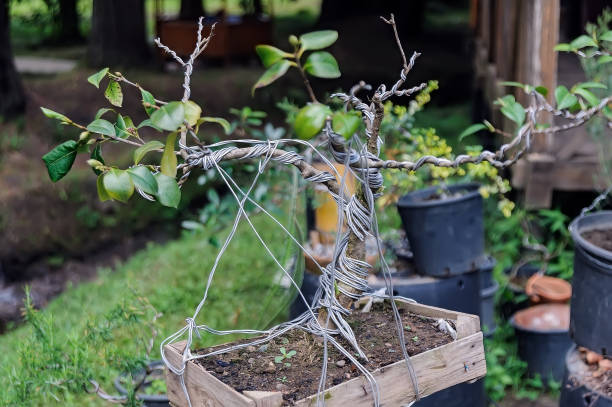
[1, 286, 160, 407]
[36, 13, 609, 406]
[143, 379, 167, 396]
[274, 347, 297, 367]
[484, 322, 559, 402]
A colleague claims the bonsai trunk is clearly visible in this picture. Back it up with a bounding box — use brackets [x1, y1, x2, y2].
[318, 98, 384, 325]
[0, 0, 25, 118]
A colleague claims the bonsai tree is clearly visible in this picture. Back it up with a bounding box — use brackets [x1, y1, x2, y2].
[39, 15, 612, 406]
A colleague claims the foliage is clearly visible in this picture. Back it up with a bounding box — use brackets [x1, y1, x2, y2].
[376, 82, 515, 229]
[484, 322, 560, 402]
[486, 207, 573, 282]
[1, 287, 158, 407]
[0, 212, 300, 406]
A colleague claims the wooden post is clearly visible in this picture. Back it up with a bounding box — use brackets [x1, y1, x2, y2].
[514, 0, 560, 208]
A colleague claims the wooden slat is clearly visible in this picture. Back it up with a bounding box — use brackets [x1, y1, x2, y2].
[244, 391, 284, 407]
[294, 332, 486, 407]
[164, 300, 485, 407]
[165, 341, 256, 407]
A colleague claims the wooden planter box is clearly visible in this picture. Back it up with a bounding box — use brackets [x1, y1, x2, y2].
[164, 300, 486, 406]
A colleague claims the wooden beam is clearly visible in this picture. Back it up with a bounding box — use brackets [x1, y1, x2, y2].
[515, 0, 560, 153]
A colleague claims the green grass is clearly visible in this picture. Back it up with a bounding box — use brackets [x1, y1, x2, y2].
[0, 207, 304, 406]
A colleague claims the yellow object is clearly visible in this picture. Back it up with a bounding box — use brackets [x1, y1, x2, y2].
[312, 163, 355, 237]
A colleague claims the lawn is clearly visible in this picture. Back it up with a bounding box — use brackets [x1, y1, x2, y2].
[0, 199, 304, 406]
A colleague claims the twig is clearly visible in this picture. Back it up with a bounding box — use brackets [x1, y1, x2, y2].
[380, 14, 408, 70]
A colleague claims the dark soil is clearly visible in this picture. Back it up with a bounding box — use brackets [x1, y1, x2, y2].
[582, 228, 612, 253]
[419, 188, 467, 202]
[195, 303, 453, 405]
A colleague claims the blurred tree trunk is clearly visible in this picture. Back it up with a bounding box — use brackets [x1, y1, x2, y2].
[88, 0, 150, 67]
[318, 0, 424, 35]
[179, 0, 205, 20]
[0, 0, 26, 118]
[57, 0, 82, 42]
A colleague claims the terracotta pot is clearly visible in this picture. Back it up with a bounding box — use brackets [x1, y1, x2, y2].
[525, 274, 572, 304]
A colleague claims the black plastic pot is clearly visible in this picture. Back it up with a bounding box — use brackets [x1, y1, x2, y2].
[414, 379, 485, 407]
[289, 271, 320, 319]
[510, 304, 573, 383]
[397, 183, 485, 277]
[479, 258, 498, 336]
[569, 211, 612, 356]
[114, 361, 170, 407]
[560, 346, 612, 407]
[368, 270, 481, 316]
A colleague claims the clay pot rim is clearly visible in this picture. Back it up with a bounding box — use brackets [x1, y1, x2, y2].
[525, 274, 572, 302]
[510, 304, 570, 334]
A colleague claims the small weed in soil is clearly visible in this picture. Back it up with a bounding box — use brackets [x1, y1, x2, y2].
[195, 303, 453, 405]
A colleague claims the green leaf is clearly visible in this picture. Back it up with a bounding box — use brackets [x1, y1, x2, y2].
[150, 101, 185, 131]
[294, 104, 331, 140]
[332, 111, 361, 139]
[299, 30, 338, 51]
[573, 87, 599, 106]
[87, 119, 116, 137]
[90, 144, 105, 175]
[198, 117, 231, 134]
[133, 140, 164, 164]
[554, 43, 572, 52]
[137, 119, 162, 132]
[141, 89, 157, 115]
[40, 107, 70, 123]
[95, 108, 114, 120]
[535, 86, 548, 97]
[102, 169, 134, 203]
[104, 80, 123, 107]
[255, 45, 291, 68]
[598, 55, 612, 65]
[599, 30, 612, 42]
[555, 85, 578, 110]
[252, 60, 292, 94]
[183, 101, 202, 127]
[42, 140, 78, 182]
[96, 174, 111, 201]
[115, 115, 130, 138]
[570, 35, 597, 49]
[500, 101, 525, 126]
[500, 81, 525, 89]
[576, 82, 607, 90]
[303, 51, 341, 79]
[459, 123, 487, 141]
[155, 173, 181, 208]
[87, 67, 109, 88]
[207, 188, 220, 207]
[161, 132, 178, 177]
[127, 166, 158, 195]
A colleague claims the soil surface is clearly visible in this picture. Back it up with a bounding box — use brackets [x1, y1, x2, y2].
[195, 303, 453, 405]
[582, 228, 612, 253]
